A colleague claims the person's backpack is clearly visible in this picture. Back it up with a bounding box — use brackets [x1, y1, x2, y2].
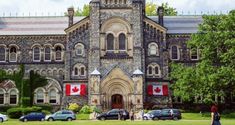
[214, 112, 220, 121]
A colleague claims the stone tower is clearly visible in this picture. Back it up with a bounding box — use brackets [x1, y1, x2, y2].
[88, 0, 145, 110]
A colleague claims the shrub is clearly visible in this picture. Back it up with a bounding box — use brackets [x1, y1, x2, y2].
[41, 110, 51, 115]
[79, 105, 93, 114]
[22, 97, 31, 107]
[34, 104, 52, 111]
[68, 103, 80, 113]
[22, 106, 42, 115]
[222, 109, 232, 114]
[91, 106, 101, 114]
[7, 108, 23, 119]
[7, 106, 42, 119]
[79, 105, 101, 114]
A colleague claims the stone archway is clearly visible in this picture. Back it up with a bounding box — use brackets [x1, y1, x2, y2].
[89, 68, 144, 110]
[100, 68, 134, 110]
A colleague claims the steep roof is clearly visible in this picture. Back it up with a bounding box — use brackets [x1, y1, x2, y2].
[0, 16, 84, 35]
[149, 16, 203, 34]
[0, 16, 203, 36]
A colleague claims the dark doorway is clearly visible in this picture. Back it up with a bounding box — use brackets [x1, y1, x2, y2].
[111, 94, 123, 109]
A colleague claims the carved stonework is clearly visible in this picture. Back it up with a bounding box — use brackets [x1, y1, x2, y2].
[0, 0, 197, 110]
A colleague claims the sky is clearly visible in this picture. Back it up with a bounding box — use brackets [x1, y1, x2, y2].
[0, 0, 234, 17]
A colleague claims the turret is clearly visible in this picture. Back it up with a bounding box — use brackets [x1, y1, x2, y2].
[67, 7, 74, 27]
[157, 6, 164, 26]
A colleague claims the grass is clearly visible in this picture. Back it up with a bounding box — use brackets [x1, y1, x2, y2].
[2, 119, 235, 125]
[76, 113, 90, 120]
[182, 113, 235, 120]
[2, 113, 235, 125]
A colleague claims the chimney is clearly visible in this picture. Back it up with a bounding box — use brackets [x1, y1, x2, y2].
[68, 7, 74, 27]
[157, 6, 164, 26]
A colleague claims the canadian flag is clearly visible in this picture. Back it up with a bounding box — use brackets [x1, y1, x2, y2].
[148, 84, 168, 96]
[65, 84, 86, 96]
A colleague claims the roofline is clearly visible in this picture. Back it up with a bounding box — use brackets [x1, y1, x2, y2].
[0, 34, 66, 36]
[64, 16, 89, 32]
[144, 16, 168, 30]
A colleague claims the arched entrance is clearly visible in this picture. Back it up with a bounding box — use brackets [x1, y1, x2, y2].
[99, 68, 135, 110]
[111, 94, 123, 109]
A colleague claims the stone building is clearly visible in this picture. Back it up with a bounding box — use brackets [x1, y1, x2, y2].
[0, 0, 203, 110]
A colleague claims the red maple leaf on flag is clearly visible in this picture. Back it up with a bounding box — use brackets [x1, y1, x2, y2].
[72, 86, 79, 92]
[154, 87, 161, 93]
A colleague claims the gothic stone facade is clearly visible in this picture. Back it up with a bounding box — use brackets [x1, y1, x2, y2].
[0, 0, 202, 110]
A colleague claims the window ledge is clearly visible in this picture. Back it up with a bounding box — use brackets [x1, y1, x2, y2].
[101, 52, 132, 59]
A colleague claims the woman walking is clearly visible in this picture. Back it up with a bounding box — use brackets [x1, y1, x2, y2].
[211, 104, 221, 125]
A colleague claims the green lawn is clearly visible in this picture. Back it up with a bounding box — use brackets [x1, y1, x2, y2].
[2, 119, 235, 125]
[2, 113, 235, 125]
[182, 113, 235, 120]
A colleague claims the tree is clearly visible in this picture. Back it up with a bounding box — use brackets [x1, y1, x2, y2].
[170, 11, 235, 105]
[7, 65, 26, 107]
[145, 2, 177, 16]
[26, 70, 48, 106]
[161, 3, 177, 16]
[0, 65, 48, 107]
[145, 2, 157, 16]
[66, 2, 177, 17]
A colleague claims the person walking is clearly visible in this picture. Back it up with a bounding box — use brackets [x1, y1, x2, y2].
[130, 110, 134, 121]
[211, 104, 221, 125]
[118, 110, 122, 120]
[170, 109, 174, 118]
[122, 110, 127, 120]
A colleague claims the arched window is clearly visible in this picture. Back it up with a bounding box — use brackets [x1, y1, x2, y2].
[75, 43, 84, 56]
[33, 47, 40, 62]
[10, 89, 17, 105]
[155, 66, 159, 75]
[147, 63, 161, 77]
[49, 89, 57, 104]
[9, 46, 17, 62]
[190, 48, 199, 60]
[171, 46, 179, 60]
[107, 33, 114, 51]
[55, 46, 62, 61]
[36, 89, 44, 103]
[0, 89, 4, 104]
[74, 67, 78, 76]
[80, 67, 85, 76]
[53, 70, 57, 76]
[73, 64, 86, 77]
[59, 70, 64, 76]
[148, 43, 159, 56]
[148, 66, 152, 75]
[44, 47, 51, 61]
[0, 46, 6, 62]
[119, 33, 126, 50]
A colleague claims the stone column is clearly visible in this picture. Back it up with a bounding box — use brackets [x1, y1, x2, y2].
[132, 69, 144, 110]
[89, 69, 101, 109]
[132, 1, 144, 70]
[88, 1, 101, 109]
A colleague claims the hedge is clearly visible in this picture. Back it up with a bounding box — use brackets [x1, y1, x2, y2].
[7, 106, 43, 119]
[34, 104, 52, 111]
[7, 108, 23, 119]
